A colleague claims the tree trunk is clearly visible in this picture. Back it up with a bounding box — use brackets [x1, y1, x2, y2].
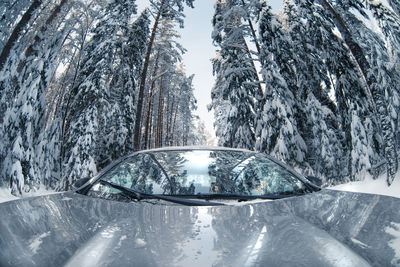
[148, 97, 154, 148]
[165, 91, 172, 145]
[133, 0, 166, 151]
[59, 36, 88, 180]
[0, 0, 42, 71]
[240, 32, 263, 99]
[156, 78, 165, 148]
[316, 0, 398, 185]
[23, 0, 69, 61]
[143, 82, 155, 149]
[143, 53, 160, 149]
[167, 94, 176, 145]
[171, 100, 179, 145]
[239, 0, 263, 101]
[183, 124, 187, 146]
[240, 0, 261, 55]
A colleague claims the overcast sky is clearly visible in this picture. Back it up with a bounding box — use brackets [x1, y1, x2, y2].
[136, 0, 282, 139]
[178, 0, 216, 138]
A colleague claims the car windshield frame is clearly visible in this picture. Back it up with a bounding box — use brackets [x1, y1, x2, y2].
[80, 147, 319, 203]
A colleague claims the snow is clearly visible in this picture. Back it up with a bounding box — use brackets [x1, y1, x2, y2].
[29, 232, 50, 254]
[350, 237, 370, 248]
[349, 2, 385, 40]
[0, 187, 57, 204]
[329, 171, 400, 199]
[0, 188, 19, 203]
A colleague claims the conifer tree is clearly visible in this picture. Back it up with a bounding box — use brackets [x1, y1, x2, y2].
[290, 0, 350, 182]
[133, 0, 195, 150]
[314, 0, 398, 185]
[0, 0, 43, 71]
[0, 22, 67, 195]
[0, 0, 73, 195]
[210, 0, 258, 149]
[61, 0, 143, 190]
[388, 0, 400, 17]
[255, 6, 307, 168]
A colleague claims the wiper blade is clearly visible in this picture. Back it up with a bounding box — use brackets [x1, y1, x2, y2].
[187, 193, 302, 201]
[99, 180, 224, 206]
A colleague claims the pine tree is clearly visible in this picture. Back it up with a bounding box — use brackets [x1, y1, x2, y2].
[289, 0, 348, 182]
[368, 0, 400, 64]
[388, 0, 400, 17]
[367, 1, 400, 164]
[0, 23, 67, 195]
[314, 0, 398, 185]
[61, 0, 141, 190]
[0, 0, 32, 51]
[133, 0, 195, 150]
[96, 10, 150, 167]
[0, 0, 73, 195]
[255, 6, 307, 169]
[176, 73, 197, 146]
[0, 0, 43, 71]
[210, 0, 258, 149]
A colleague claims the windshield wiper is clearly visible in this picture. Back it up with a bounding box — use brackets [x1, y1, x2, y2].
[99, 180, 224, 206]
[185, 193, 303, 201]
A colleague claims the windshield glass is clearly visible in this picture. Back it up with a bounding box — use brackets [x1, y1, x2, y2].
[89, 149, 307, 198]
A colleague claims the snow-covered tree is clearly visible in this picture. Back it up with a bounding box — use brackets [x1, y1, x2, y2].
[314, 0, 399, 185]
[193, 119, 215, 146]
[388, 0, 400, 17]
[0, 0, 32, 53]
[0, 0, 43, 71]
[61, 1, 148, 190]
[133, 0, 195, 150]
[210, 0, 259, 149]
[138, 14, 199, 150]
[255, 6, 307, 169]
[287, 0, 350, 182]
[0, 0, 203, 195]
[0, 0, 70, 195]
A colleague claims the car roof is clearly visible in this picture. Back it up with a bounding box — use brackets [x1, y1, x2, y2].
[136, 146, 256, 154]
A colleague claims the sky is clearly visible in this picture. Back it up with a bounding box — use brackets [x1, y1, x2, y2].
[178, 1, 283, 138]
[178, 1, 216, 138]
[136, 0, 283, 139]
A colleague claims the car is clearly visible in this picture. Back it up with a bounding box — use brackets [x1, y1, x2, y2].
[0, 147, 399, 267]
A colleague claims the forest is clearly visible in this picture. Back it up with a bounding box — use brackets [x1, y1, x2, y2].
[0, 0, 399, 196]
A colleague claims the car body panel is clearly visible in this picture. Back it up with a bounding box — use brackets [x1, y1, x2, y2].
[0, 189, 399, 266]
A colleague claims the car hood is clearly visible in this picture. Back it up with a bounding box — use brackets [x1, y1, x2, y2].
[0, 189, 399, 267]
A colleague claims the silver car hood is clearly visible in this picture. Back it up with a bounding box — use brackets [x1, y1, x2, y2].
[0, 189, 399, 267]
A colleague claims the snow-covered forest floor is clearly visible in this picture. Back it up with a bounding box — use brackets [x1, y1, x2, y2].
[1, 171, 399, 204]
[0, 187, 56, 204]
[328, 172, 400, 199]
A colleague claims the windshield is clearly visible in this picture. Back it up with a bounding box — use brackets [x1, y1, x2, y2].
[89, 149, 308, 200]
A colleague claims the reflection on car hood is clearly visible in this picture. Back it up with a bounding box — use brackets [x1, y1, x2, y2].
[0, 190, 399, 267]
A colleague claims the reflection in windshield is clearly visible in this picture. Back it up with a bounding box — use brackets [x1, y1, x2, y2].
[152, 151, 191, 195]
[90, 149, 307, 198]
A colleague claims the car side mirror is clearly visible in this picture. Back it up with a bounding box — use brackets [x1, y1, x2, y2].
[72, 177, 91, 191]
[306, 176, 322, 187]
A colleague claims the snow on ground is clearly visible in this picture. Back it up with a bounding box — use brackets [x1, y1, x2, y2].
[0, 187, 19, 203]
[329, 171, 400, 199]
[0, 187, 56, 204]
